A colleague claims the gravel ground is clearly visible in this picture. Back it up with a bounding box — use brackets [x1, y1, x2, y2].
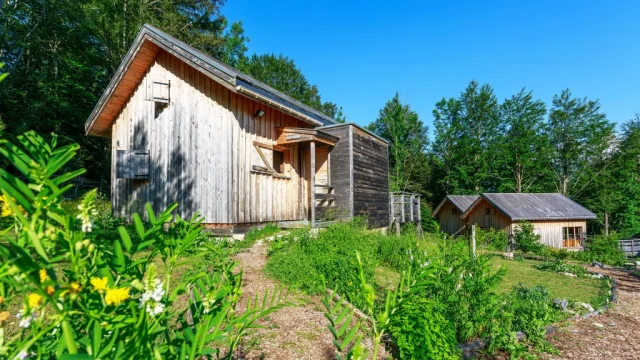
[545, 266, 640, 360]
[233, 239, 382, 359]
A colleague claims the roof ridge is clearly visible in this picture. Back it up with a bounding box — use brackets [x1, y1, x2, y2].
[142, 24, 336, 126]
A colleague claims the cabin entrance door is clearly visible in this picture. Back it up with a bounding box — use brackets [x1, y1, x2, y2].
[302, 146, 330, 221]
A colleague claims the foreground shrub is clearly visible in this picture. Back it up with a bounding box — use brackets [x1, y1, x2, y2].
[0, 132, 294, 359]
[424, 241, 506, 342]
[487, 284, 561, 357]
[388, 297, 459, 359]
[321, 251, 438, 360]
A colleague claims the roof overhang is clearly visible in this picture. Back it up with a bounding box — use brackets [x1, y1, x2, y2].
[276, 127, 338, 146]
[317, 123, 390, 146]
[460, 194, 598, 221]
[85, 24, 333, 137]
[461, 195, 510, 220]
[432, 198, 450, 217]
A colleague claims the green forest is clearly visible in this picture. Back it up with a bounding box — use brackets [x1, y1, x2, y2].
[2, 0, 639, 237]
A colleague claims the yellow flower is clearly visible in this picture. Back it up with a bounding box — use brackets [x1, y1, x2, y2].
[27, 293, 43, 309]
[45, 286, 55, 296]
[90, 277, 109, 292]
[0, 311, 9, 323]
[0, 195, 23, 217]
[69, 282, 81, 293]
[105, 287, 130, 306]
[39, 269, 49, 283]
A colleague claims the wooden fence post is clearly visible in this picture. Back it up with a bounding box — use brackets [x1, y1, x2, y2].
[471, 224, 476, 257]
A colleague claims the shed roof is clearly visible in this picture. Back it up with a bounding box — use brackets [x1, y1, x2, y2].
[433, 195, 480, 216]
[462, 193, 597, 221]
[85, 24, 336, 137]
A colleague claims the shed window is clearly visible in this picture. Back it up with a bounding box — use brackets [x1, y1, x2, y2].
[562, 227, 582, 248]
[451, 207, 458, 215]
[116, 150, 150, 179]
[153, 81, 170, 103]
[486, 207, 495, 215]
[272, 150, 285, 174]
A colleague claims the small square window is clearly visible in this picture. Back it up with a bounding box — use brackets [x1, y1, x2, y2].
[273, 150, 285, 174]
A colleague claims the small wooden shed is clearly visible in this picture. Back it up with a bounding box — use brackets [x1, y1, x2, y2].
[84, 24, 390, 233]
[434, 193, 597, 249]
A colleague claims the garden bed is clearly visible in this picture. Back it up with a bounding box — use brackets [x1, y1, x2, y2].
[490, 257, 609, 305]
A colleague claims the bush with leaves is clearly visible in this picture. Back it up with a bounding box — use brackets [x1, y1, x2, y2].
[513, 221, 543, 254]
[321, 251, 437, 360]
[387, 296, 459, 359]
[424, 241, 506, 342]
[476, 227, 509, 251]
[487, 285, 561, 357]
[0, 131, 295, 359]
[575, 234, 627, 266]
[265, 221, 381, 307]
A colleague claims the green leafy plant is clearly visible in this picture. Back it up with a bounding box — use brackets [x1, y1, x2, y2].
[425, 241, 506, 342]
[576, 234, 627, 266]
[321, 286, 367, 360]
[476, 228, 509, 251]
[533, 261, 593, 278]
[387, 296, 459, 359]
[0, 131, 295, 359]
[513, 221, 543, 255]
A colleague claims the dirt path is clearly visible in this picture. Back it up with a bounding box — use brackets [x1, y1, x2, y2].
[233, 239, 337, 359]
[546, 267, 640, 359]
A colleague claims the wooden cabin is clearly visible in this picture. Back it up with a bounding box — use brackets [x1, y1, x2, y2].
[84, 24, 390, 233]
[432, 195, 479, 236]
[434, 193, 597, 249]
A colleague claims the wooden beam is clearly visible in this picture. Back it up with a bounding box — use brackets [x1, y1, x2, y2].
[310, 140, 316, 228]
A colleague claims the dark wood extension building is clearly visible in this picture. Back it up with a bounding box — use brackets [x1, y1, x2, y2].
[84, 25, 390, 233]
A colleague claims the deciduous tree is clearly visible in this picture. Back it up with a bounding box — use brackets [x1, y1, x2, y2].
[545, 89, 615, 197]
[367, 93, 429, 193]
[497, 89, 550, 193]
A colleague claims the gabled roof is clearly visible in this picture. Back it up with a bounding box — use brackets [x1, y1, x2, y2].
[85, 24, 336, 137]
[461, 193, 597, 221]
[433, 195, 480, 216]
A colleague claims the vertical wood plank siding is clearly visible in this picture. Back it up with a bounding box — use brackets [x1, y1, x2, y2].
[437, 202, 466, 235]
[352, 127, 390, 227]
[321, 126, 354, 220]
[465, 198, 512, 232]
[527, 220, 587, 248]
[112, 50, 309, 223]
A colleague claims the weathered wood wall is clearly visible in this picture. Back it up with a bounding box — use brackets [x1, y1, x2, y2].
[352, 127, 389, 227]
[527, 220, 587, 248]
[464, 198, 512, 232]
[437, 201, 467, 236]
[321, 126, 353, 220]
[112, 50, 309, 223]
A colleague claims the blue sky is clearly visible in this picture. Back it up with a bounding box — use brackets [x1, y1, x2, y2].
[224, 1, 640, 133]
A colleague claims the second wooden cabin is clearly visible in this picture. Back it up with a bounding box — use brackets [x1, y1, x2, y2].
[433, 193, 597, 249]
[84, 25, 390, 234]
